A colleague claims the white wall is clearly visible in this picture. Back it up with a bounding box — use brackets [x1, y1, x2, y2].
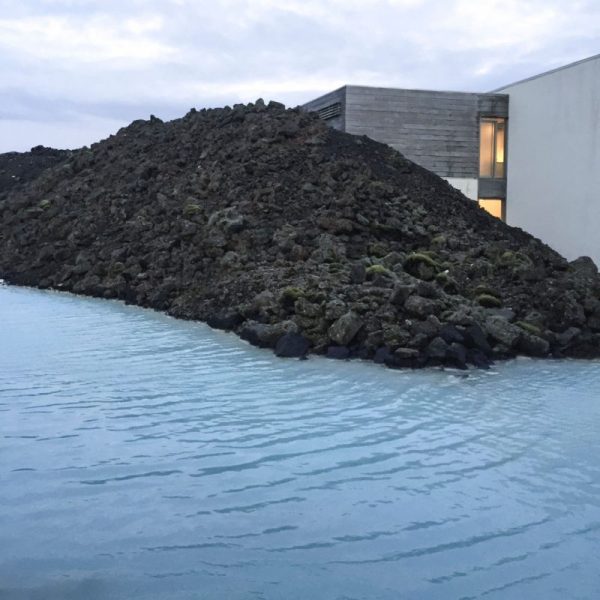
[444, 177, 478, 200]
[497, 55, 600, 264]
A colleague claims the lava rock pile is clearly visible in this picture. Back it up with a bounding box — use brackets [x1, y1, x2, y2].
[1, 100, 599, 369]
[0, 145, 70, 196]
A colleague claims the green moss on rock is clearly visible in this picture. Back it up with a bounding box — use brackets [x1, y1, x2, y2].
[516, 320, 542, 336]
[366, 264, 393, 278]
[435, 271, 458, 294]
[497, 251, 533, 271]
[476, 293, 503, 308]
[183, 203, 201, 217]
[404, 253, 439, 281]
[279, 286, 304, 308]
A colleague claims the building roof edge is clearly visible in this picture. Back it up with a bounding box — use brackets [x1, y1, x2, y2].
[301, 85, 347, 107]
[491, 52, 600, 92]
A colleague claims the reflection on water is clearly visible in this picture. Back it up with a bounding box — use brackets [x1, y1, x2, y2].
[1, 286, 600, 599]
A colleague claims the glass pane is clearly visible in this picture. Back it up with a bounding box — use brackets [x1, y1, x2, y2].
[478, 198, 504, 220]
[495, 121, 505, 178]
[479, 121, 494, 177]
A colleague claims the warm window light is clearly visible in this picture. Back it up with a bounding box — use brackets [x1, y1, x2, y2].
[495, 122, 505, 163]
[479, 198, 504, 220]
[479, 118, 506, 178]
[479, 121, 495, 177]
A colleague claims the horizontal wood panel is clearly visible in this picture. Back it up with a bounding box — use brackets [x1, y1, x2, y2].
[345, 86, 508, 178]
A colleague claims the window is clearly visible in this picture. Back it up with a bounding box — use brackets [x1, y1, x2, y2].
[479, 118, 506, 178]
[478, 198, 505, 221]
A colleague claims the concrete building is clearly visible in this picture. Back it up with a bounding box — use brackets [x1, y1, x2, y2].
[303, 54, 600, 264]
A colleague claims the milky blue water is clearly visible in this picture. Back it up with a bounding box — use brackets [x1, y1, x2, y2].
[2, 286, 600, 599]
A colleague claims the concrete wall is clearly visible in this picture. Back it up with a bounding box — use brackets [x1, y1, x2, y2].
[343, 86, 508, 179]
[497, 55, 600, 263]
[302, 87, 346, 131]
[444, 177, 478, 200]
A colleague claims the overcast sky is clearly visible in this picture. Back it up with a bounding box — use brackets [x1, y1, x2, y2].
[1, 0, 598, 152]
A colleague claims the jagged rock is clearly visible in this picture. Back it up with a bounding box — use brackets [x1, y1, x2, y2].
[467, 348, 492, 369]
[448, 342, 468, 369]
[0, 146, 69, 195]
[274, 333, 310, 358]
[326, 345, 350, 359]
[518, 332, 550, 357]
[350, 263, 366, 284]
[390, 284, 414, 306]
[207, 311, 244, 330]
[463, 323, 493, 355]
[386, 347, 420, 368]
[439, 324, 465, 345]
[374, 346, 392, 364]
[425, 336, 449, 359]
[328, 311, 363, 346]
[484, 316, 522, 349]
[404, 295, 439, 318]
[554, 327, 581, 350]
[570, 256, 598, 278]
[325, 299, 347, 320]
[1, 100, 599, 369]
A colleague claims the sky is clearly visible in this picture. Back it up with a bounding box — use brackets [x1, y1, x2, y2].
[1, 0, 599, 152]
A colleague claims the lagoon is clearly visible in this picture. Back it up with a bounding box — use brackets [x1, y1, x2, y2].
[1, 285, 600, 599]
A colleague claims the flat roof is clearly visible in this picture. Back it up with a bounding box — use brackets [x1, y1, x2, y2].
[303, 84, 507, 107]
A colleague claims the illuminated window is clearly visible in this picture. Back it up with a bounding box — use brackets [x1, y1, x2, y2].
[478, 198, 505, 220]
[479, 118, 506, 178]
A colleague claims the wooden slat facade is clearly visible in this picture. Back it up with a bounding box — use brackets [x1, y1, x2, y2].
[343, 85, 509, 179]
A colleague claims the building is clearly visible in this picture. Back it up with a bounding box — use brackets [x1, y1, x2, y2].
[303, 54, 600, 264]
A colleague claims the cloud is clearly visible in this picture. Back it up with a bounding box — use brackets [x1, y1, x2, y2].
[0, 14, 175, 62]
[0, 0, 598, 151]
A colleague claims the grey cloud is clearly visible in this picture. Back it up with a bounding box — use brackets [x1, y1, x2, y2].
[1, 0, 599, 151]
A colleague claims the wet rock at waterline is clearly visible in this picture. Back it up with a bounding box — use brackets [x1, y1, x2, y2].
[1, 100, 599, 369]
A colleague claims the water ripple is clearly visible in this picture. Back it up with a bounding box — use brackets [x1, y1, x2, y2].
[2, 286, 600, 599]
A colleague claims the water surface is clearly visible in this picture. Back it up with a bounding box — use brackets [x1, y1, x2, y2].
[1, 286, 600, 599]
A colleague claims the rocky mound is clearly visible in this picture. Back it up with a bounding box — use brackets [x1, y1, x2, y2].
[0, 145, 70, 197]
[1, 100, 599, 369]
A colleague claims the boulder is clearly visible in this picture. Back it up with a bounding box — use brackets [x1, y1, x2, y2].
[240, 320, 298, 348]
[404, 295, 439, 318]
[326, 345, 350, 359]
[328, 311, 363, 346]
[425, 336, 449, 359]
[274, 333, 310, 358]
[518, 332, 550, 357]
[483, 316, 522, 349]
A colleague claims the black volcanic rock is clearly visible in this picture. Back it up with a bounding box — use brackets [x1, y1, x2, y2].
[0, 100, 599, 368]
[0, 145, 70, 196]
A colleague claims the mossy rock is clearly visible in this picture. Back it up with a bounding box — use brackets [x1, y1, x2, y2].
[476, 293, 503, 308]
[473, 284, 500, 298]
[328, 262, 344, 273]
[435, 271, 459, 294]
[279, 286, 304, 308]
[404, 252, 439, 281]
[368, 242, 389, 258]
[183, 203, 201, 217]
[516, 320, 542, 336]
[366, 264, 393, 278]
[497, 251, 533, 272]
[431, 235, 447, 249]
[108, 261, 125, 277]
